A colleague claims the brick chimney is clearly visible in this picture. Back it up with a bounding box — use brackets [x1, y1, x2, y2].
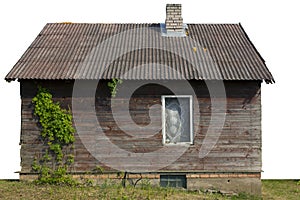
[165, 4, 183, 32]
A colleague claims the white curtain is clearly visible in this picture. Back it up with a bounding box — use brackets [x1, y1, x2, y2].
[165, 98, 190, 143]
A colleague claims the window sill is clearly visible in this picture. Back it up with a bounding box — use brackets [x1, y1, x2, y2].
[163, 142, 193, 146]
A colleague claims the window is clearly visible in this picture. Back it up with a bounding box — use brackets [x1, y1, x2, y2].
[162, 95, 193, 145]
[160, 175, 187, 188]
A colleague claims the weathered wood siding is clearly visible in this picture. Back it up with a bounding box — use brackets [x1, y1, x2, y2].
[20, 80, 261, 173]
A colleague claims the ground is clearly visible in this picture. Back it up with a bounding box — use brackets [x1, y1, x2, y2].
[0, 180, 299, 199]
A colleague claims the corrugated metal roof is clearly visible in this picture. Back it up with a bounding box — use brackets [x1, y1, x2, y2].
[5, 23, 274, 83]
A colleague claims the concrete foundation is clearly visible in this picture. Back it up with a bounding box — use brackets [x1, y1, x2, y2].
[187, 177, 261, 195]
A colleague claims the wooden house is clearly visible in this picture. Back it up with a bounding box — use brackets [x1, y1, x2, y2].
[5, 4, 274, 195]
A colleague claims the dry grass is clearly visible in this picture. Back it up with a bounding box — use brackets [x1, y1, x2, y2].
[262, 180, 300, 200]
[0, 180, 225, 200]
[0, 179, 298, 199]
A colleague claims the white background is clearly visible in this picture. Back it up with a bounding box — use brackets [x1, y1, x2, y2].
[0, 0, 299, 179]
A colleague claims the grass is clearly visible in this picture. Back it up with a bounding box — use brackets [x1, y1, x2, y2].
[0, 179, 299, 199]
[262, 180, 300, 200]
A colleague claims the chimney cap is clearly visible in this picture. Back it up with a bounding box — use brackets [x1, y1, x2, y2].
[166, 3, 182, 6]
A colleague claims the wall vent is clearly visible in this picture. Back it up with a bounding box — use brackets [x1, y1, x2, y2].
[160, 175, 187, 188]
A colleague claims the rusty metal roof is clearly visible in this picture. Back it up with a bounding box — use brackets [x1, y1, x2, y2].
[5, 23, 274, 83]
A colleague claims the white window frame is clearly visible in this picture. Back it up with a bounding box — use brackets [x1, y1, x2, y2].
[162, 95, 193, 145]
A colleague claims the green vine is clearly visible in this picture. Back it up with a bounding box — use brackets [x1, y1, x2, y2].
[32, 86, 76, 185]
[108, 78, 123, 97]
